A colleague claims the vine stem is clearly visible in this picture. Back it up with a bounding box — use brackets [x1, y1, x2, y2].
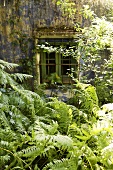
[0, 147, 32, 170]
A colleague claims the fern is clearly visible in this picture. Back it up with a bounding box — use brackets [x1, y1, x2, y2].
[0, 59, 18, 70]
[11, 73, 32, 82]
[46, 98, 73, 134]
[0, 60, 34, 169]
[42, 157, 78, 170]
[33, 119, 73, 149]
[1, 59, 113, 170]
[0, 59, 32, 90]
[101, 143, 113, 168]
[71, 82, 99, 118]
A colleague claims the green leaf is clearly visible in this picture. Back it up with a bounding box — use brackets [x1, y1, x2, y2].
[75, 135, 89, 141]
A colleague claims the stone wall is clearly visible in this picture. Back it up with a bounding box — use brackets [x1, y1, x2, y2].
[0, 0, 82, 73]
[0, 0, 106, 69]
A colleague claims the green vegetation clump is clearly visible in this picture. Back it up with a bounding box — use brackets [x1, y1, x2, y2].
[1, 59, 113, 170]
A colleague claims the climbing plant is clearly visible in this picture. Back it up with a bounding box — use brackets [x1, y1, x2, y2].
[75, 16, 113, 105]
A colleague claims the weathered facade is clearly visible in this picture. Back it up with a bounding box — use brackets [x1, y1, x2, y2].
[0, 1, 110, 83]
[0, 0, 83, 84]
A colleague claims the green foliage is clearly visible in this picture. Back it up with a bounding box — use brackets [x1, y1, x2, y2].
[0, 60, 75, 169]
[1, 2, 113, 169]
[48, 73, 62, 85]
[0, 60, 113, 169]
[74, 16, 113, 105]
[81, 5, 95, 20]
[1, 56, 113, 169]
[68, 81, 99, 117]
[52, 0, 76, 19]
[46, 98, 72, 134]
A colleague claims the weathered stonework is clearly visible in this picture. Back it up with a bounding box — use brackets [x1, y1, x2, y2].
[0, 0, 82, 64]
[0, 0, 106, 76]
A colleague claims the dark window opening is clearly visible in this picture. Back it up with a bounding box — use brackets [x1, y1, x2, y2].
[61, 56, 71, 75]
[38, 38, 74, 44]
[46, 52, 56, 75]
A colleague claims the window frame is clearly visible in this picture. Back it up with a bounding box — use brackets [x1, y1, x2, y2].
[40, 51, 76, 84]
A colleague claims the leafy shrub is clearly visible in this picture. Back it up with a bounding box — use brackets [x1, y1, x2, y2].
[1, 59, 113, 170]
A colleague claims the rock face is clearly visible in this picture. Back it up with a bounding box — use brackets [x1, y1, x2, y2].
[0, 0, 81, 65]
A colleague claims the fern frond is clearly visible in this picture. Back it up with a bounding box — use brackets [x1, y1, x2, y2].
[0, 60, 32, 91]
[34, 120, 73, 150]
[0, 69, 18, 88]
[0, 128, 16, 142]
[52, 135, 73, 149]
[0, 154, 11, 167]
[0, 147, 32, 170]
[0, 93, 9, 104]
[0, 70, 9, 86]
[11, 73, 32, 82]
[0, 110, 11, 128]
[21, 146, 42, 158]
[39, 120, 58, 135]
[0, 59, 18, 70]
[46, 99, 73, 134]
[0, 141, 9, 148]
[17, 145, 45, 169]
[42, 157, 78, 170]
[11, 84, 40, 103]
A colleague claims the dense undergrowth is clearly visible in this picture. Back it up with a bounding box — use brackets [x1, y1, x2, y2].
[1, 59, 113, 170]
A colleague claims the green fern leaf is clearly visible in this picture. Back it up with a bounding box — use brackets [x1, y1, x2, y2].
[0, 59, 18, 70]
